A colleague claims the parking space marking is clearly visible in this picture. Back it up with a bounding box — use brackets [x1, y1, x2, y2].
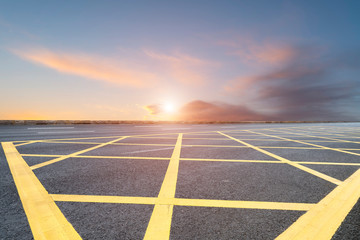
[1, 142, 81, 240]
[276, 167, 360, 240]
[218, 132, 342, 185]
[4, 125, 360, 239]
[144, 133, 183, 240]
[272, 128, 360, 144]
[247, 130, 360, 157]
[14, 140, 40, 147]
[51, 194, 314, 211]
[30, 136, 128, 170]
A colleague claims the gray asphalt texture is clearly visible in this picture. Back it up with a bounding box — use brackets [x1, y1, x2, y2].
[1, 122, 360, 239]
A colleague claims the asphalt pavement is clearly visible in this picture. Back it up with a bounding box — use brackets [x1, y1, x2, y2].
[1, 123, 360, 239]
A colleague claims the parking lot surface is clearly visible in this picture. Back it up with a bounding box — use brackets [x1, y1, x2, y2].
[1, 123, 360, 239]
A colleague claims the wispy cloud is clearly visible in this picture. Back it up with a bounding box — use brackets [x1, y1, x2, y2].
[12, 48, 157, 87]
[144, 50, 217, 86]
[218, 37, 301, 65]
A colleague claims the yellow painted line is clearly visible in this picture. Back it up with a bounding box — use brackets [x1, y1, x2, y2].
[339, 148, 360, 151]
[30, 136, 128, 170]
[276, 167, 360, 240]
[181, 158, 282, 163]
[17, 140, 332, 150]
[51, 194, 157, 205]
[78, 155, 169, 160]
[173, 198, 314, 211]
[183, 144, 247, 148]
[275, 128, 360, 144]
[21, 153, 360, 166]
[41, 135, 123, 142]
[248, 130, 360, 158]
[21, 153, 64, 158]
[260, 146, 321, 149]
[2, 142, 81, 240]
[299, 161, 360, 166]
[36, 140, 176, 147]
[14, 140, 40, 147]
[144, 133, 183, 240]
[50, 194, 314, 211]
[218, 132, 342, 186]
[21, 153, 170, 160]
[137, 137, 231, 140]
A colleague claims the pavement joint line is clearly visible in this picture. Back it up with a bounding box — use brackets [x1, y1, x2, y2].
[30, 136, 129, 170]
[144, 133, 183, 240]
[218, 132, 343, 186]
[50, 194, 315, 211]
[20, 154, 360, 166]
[276, 167, 360, 239]
[1, 142, 81, 239]
[247, 130, 360, 158]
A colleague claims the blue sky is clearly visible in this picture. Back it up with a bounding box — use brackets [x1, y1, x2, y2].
[1, 0, 359, 120]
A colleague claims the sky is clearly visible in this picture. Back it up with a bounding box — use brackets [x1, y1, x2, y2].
[1, 0, 360, 121]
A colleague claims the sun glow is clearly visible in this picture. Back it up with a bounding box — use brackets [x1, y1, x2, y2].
[163, 103, 175, 113]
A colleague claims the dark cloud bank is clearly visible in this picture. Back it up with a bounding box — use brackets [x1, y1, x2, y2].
[148, 45, 360, 121]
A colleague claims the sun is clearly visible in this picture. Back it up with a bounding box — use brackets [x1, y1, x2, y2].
[163, 103, 175, 113]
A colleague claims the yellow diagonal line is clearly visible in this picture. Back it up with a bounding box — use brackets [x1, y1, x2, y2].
[218, 132, 342, 185]
[2, 142, 81, 240]
[144, 133, 183, 240]
[276, 167, 360, 240]
[14, 140, 40, 147]
[50, 194, 314, 211]
[270, 128, 360, 145]
[247, 130, 360, 157]
[30, 136, 128, 170]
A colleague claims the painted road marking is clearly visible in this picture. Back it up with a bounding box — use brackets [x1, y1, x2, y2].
[51, 194, 314, 211]
[4, 125, 360, 239]
[14, 140, 40, 147]
[2, 142, 81, 240]
[247, 130, 360, 157]
[273, 128, 360, 145]
[144, 133, 183, 240]
[218, 132, 342, 185]
[21, 153, 360, 166]
[276, 167, 360, 240]
[30, 136, 128, 170]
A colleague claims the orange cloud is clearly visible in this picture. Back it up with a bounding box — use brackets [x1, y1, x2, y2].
[12, 48, 156, 87]
[144, 50, 217, 86]
[233, 44, 296, 64]
[218, 37, 297, 65]
[143, 104, 163, 115]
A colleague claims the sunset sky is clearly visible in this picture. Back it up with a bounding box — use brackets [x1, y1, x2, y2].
[1, 0, 360, 121]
